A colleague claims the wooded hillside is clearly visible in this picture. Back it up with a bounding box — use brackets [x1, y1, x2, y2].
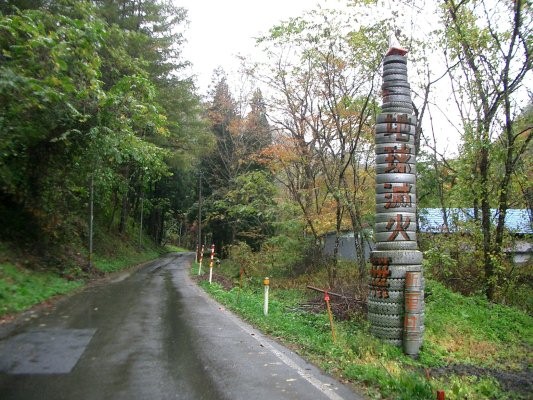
[0, 0, 531, 310]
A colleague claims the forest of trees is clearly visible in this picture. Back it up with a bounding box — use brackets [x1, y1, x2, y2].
[0, 0, 531, 306]
[0, 0, 212, 257]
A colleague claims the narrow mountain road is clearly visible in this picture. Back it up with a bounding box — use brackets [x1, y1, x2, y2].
[0, 253, 363, 400]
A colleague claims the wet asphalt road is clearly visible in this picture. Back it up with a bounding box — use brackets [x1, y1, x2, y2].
[0, 253, 363, 400]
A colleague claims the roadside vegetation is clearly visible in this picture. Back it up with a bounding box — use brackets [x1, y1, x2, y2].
[195, 254, 532, 400]
[0, 263, 82, 316]
[0, 233, 182, 318]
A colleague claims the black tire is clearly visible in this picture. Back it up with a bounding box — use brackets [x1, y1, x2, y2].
[370, 326, 403, 339]
[382, 81, 410, 89]
[381, 86, 411, 96]
[383, 73, 409, 82]
[383, 63, 407, 72]
[380, 106, 414, 114]
[382, 94, 412, 104]
[383, 68, 408, 77]
[383, 55, 408, 65]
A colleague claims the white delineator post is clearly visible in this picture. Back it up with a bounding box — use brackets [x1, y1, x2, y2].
[263, 277, 270, 316]
[208, 244, 215, 284]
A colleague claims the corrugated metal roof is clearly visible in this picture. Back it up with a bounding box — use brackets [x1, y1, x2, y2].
[418, 208, 533, 234]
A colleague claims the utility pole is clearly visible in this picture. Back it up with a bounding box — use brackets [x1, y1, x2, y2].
[88, 174, 94, 271]
[197, 173, 202, 261]
[139, 192, 144, 247]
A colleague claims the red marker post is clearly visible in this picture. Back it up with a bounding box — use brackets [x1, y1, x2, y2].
[324, 291, 336, 342]
[208, 244, 215, 284]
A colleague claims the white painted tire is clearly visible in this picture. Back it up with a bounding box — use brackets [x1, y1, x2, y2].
[368, 299, 404, 315]
[376, 205, 417, 215]
[375, 212, 417, 222]
[375, 182, 416, 194]
[375, 161, 416, 173]
[369, 277, 406, 291]
[368, 289, 404, 302]
[376, 113, 417, 124]
[375, 134, 415, 146]
[375, 241, 419, 250]
[370, 250, 423, 265]
[388, 265, 423, 278]
[375, 122, 416, 134]
[368, 312, 404, 328]
[376, 173, 416, 184]
[374, 221, 417, 233]
[376, 192, 417, 205]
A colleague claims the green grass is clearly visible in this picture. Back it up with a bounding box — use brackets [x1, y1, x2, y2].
[422, 281, 533, 369]
[195, 263, 531, 400]
[92, 244, 189, 273]
[0, 263, 83, 315]
[92, 249, 160, 273]
[162, 245, 189, 253]
[0, 239, 184, 316]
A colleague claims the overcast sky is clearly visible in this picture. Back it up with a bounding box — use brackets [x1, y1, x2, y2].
[176, 1, 515, 156]
[174, 0, 461, 154]
[176, 0, 347, 95]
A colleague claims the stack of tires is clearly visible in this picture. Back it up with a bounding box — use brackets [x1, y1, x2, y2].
[368, 51, 425, 355]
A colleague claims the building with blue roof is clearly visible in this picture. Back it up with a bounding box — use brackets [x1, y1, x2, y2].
[322, 208, 532, 265]
[418, 208, 533, 235]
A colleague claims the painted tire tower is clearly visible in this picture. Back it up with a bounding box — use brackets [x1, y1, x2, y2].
[368, 41, 425, 356]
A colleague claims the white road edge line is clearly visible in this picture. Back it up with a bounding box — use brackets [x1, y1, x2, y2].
[183, 256, 347, 400]
[232, 316, 346, 400]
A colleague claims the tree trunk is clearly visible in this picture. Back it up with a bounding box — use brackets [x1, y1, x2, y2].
[119, 189, 129, 234]
[329, 198, 342, 288]
[109, 190, 118, 232]
[88, 175, 94, 271]
[479, 145, 495, 300]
